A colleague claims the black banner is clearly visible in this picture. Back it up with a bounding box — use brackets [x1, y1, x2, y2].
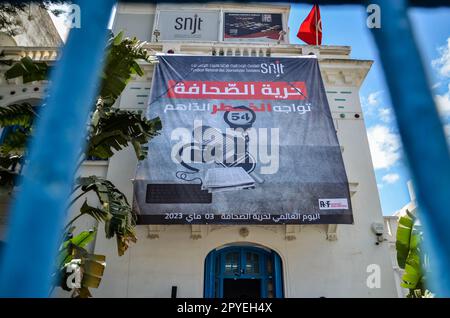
[223, 13, 283, 41]
[133, 55, 353, 224]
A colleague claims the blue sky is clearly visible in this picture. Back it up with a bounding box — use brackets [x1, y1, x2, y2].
[289, 4, 450, 215]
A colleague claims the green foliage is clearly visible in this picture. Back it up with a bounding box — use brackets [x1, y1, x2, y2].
[57, 229, 106, 298]
[2, 33, 162, 164]
[5, 56, 50, 83]
[98, 31, 156, 109]
[396, 210, 431, 297]
[0, 103, 36, 128]
[80, 200, 110, 222]
[87, 108, 161, 160]
[0, 156, 21, 189]
[86, 32, 162, 160]
[0, 31, 161, 296]
[396, 210, 415, 269]
[77, 176, 137, 256]
[57, 229, 97, 267]
[0, 103, 37, 189]
[0, 127, 28, 156]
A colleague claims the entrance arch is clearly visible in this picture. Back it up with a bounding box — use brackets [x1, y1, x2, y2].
[204, 244, 284, 298]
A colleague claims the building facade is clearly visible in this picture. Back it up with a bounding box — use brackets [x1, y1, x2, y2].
[0, 2, 399, 298]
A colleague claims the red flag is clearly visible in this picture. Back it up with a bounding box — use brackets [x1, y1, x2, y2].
[297, 4, 322, 45]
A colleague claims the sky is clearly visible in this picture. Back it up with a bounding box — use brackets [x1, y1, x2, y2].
[289, 4, 450, 215]
[50, 3, 450, 216]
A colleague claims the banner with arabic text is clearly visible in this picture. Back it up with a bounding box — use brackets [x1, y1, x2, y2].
[133, 55, 353, 224]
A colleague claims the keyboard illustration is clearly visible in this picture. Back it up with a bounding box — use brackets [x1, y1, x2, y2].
[146, 184, 212, 204]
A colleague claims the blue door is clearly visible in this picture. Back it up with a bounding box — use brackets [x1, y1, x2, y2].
[204, 246, 283, 298]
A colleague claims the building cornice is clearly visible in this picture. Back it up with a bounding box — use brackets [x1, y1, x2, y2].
[0, 44, 354, 62]
[320, 59, 373, 88]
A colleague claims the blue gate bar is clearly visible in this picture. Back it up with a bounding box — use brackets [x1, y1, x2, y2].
[370, 0, 450, 296]
[0, 0, 116, 297]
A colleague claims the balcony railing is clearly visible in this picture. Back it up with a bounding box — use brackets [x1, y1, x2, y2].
[146, 41, 351, 58]
[1, 42, 352, 64]
[0, 46, 58, 61]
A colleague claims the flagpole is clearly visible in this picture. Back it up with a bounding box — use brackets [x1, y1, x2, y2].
[315, 5, 318, 46]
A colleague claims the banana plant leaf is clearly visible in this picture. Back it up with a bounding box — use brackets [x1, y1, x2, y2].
[401, 263, 421, 289]
[396, 210, 415, 269]
[396, 210, 427, 296]
[99, 31, 154, 108]
[80, 200, 111, 222]
[76, 176, 137, 256]
[0, 103, 37, 188]
[83, 259, 106, 277]
[57, 230, 106, 297]
[4, 56, 50, 83]
[0, 103, 37, 128]
[0, 156, 21, 189]
[72, 287, 92, 298]
[57, 229, 97, 268]
[0, 128, 29, 156]
[81, 273, 103, 289]
[0, 103, 37, 157]
[87, 108, 161, 160]
[87, 130, 130, 159]
[71, 245, 106, 295]
[71, 230, 97, 248]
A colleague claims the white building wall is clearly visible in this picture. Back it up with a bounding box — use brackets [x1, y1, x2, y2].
[93, 222, 397, 298]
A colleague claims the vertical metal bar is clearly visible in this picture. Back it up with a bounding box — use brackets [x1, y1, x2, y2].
[369, 0, 450, 296]
[0, 0, 116, 297]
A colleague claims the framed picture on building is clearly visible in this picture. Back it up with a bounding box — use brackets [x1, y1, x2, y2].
[223, 12, 284, 42]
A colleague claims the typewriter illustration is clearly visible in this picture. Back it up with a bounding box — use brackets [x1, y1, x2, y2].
[146, 106, 264, 204]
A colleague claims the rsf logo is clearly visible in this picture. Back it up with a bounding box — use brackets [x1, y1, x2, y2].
[320, 200, 331, 208]
[318, 198, 349, 210]
[175, 14, 203, 35]
[261, 61, 285, 78]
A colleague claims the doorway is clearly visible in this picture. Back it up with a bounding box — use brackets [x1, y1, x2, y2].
[204, 245, 283, 298]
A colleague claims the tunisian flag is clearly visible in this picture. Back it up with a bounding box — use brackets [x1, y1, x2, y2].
[297, 4, 322, 45]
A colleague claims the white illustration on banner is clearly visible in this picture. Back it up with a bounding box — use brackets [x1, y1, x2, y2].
[171, 120, 280, 175]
